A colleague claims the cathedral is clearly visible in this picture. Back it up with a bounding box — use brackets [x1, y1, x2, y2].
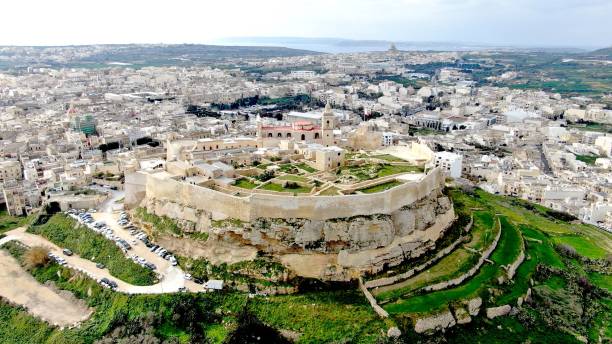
[256, 102, 337, 146]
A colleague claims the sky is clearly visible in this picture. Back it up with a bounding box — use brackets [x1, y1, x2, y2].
[1, 0, 611, 48]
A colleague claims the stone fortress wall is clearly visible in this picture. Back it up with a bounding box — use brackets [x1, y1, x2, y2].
[126, 167, 446, 222]
[125, 167, 456, 280]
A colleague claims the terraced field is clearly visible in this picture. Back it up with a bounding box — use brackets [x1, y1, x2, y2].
[379, 188, 611, 343]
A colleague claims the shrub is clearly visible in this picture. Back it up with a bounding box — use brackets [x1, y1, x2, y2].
[555, 243, 579, 258]
[24, 246, 50, 270]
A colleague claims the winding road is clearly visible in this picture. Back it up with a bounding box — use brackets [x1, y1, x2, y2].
[0, 188, 201, 294]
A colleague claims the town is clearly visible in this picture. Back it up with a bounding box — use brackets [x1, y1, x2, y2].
[0, 42, 610, 343]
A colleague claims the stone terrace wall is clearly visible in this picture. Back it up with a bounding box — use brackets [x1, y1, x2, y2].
[505, 234, 525, 280]
[129, 168, 445, 222]
[422, 217, 502, 292]
[364, 233, 467, 289]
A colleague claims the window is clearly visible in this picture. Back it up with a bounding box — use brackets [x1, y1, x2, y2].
[315, 133, 320, 139]
[301, 134, 305, 140]
[277, 133, 282, 137]
[287, 133, 292, 138]
[268, 133, 273, 138]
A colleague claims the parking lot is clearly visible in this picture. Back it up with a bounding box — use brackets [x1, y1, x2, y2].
[0, 247, 92, 327]
[0, 189, 205, 297]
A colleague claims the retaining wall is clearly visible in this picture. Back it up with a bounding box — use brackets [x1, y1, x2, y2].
[422, 217, 502, 292]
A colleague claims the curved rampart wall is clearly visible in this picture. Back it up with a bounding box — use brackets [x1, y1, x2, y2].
[129, 168, 445, 222]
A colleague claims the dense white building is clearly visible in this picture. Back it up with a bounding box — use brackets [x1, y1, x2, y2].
[432, 151, 463, 178]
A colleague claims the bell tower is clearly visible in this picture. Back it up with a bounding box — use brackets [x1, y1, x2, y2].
[321, 101, 335, 146]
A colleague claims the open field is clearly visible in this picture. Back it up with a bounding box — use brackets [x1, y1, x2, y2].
[0, 248, 91, 327]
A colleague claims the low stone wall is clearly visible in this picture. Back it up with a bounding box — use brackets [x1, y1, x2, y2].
[422, 217, 502, 292]
[358, 277, 388, 318]
[486, 305, 511, 319]
[414, 310, 456, 333]
[505, 235, 525, 280]
[364, 233, 467, 289]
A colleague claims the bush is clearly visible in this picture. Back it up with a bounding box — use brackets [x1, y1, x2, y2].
[555, 243, 579, 258]
[24, 246, 50, 270]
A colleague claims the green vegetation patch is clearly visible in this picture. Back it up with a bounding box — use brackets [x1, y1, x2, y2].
[278, 175, 309, 183]
[359, 180, 403, 193]
[0, 209, 34, 234]
[553, 234, 609, 259]
[234, 177, 259, 189]
[318, 186, 340, 196]
[134, 207, 182, 236]
[250, 290, 386, 344]
[27, 214, 157, 285]
[260, 181, 312, 194]
[295, 162, 317, 173]
[574, 154, 599, 165]
[339, 163, 423, 181]
[371, 154, 406, 162]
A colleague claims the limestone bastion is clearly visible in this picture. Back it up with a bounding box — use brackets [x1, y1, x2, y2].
[125, 167, 454, 281]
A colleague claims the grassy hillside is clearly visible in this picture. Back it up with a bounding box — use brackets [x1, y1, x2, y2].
[0, 189, 610, 343]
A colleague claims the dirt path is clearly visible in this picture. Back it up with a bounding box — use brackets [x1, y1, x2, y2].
[0, 249, 92, 327]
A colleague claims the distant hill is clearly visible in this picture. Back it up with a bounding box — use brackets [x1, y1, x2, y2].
[586, 46, 612, 57]
[0, 44, 320, 70]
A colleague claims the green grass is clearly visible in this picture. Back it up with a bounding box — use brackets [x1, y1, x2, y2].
[0, 299, 56, 344]
[359, 180, 403, 193]
[260, 182, 312, 194]
[588, 272, 612, 292]
[134, 207, 182, 236]
[0, 210, 34, 234]
[27, 214, 157, 285]
[278, 164, 295, 173]
[205, 324, 229, 344]
[383, 214, 522, 314]
[377, 164, 424, 177]
[339, 163, 423, 182]
[371, 154, 406, 162]
[574, 154, 599, 165]
[466, 211, 497, 251]
[491, 217, 523, 266]
[451, 189, 612, 256]
[157, 322, 191, 343]
[295, 162, 316, 173]
[278, 175, 309, 183]
[184, 231, 209, 242]
[568, 121, 612, 134]
[234, 178, 259, 189]
[0, 243, 388, 344]
[250, 291, 386, 344]
[374, 208, 499, 302]
[318, 186, 340, 196]
[553, 234, 609, 259]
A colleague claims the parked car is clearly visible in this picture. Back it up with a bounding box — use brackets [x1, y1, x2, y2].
[96, 263, 105, 269]
[62, 249, 73, 256]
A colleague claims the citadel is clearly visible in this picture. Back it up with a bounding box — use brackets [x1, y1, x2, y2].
[125, 103, 455, 281]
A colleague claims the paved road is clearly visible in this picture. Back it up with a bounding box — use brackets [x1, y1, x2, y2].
[0, 188, 203, 294]
[1, 227, 186, 294]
